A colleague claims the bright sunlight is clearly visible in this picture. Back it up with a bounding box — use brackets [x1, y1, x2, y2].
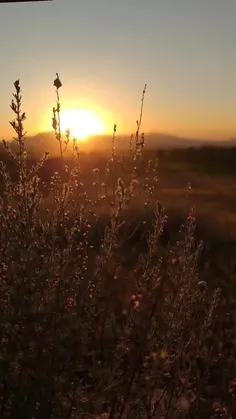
[60, 109, 104, 139]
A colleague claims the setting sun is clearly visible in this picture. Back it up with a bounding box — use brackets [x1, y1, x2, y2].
[60, 109, 104, 140]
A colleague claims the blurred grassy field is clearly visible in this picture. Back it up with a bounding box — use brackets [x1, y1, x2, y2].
[157, 165, 236, 239]
[2, 146, 236, 238]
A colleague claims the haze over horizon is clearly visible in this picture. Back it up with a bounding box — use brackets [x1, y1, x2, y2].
[0, 0, 235, 140]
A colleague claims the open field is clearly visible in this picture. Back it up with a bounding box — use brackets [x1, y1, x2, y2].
[158, 168, 236, 239]
[33, 149, 236, 239]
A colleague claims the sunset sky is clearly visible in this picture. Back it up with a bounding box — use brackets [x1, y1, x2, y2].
[0, 0, 235, 140]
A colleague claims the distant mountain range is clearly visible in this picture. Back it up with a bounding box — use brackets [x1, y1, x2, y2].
[1, 131, 236, 157]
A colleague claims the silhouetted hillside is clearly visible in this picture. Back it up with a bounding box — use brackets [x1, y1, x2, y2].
[2, 131, 236, 157]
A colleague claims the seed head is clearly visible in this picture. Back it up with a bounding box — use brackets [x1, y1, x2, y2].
[54, 73, 62, 89]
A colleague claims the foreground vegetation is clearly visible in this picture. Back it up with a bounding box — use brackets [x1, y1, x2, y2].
[0, 76, 236, 419]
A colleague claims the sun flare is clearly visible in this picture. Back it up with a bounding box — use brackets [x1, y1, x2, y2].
[60, 109, 104, 139]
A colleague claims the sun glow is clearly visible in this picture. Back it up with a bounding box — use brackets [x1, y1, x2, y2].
[60, 109, 104, 139]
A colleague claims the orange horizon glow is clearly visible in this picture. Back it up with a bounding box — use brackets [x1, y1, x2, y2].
[1, 94, 235, 142]
[0, 79, 235, 142]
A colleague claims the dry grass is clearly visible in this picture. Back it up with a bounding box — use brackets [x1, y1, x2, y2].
[0, 76, 235, 419]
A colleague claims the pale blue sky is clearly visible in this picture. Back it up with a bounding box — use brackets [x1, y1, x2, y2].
[0, 0, 235, 139]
